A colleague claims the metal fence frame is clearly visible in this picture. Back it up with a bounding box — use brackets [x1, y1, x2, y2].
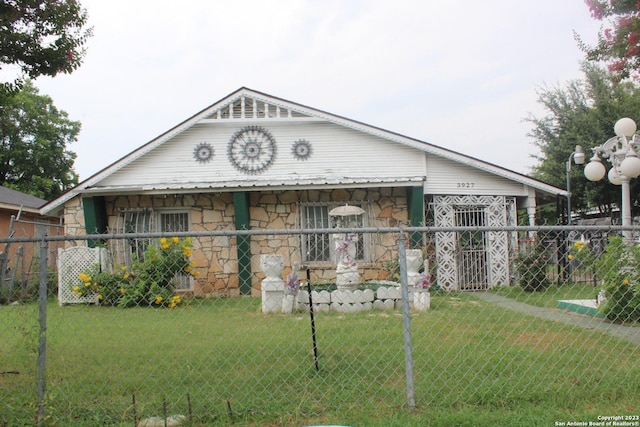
[1, 224, 638, 425]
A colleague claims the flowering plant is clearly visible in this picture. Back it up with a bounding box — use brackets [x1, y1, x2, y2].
[416, 271, 432, 290]
[595, 235, 640, 322]
[567, 239, 596, 274]
[76, 237, 197, 308]
[516, 241, 551, 292]
[577, 0, 640, 81]
[285, 272, 301, 294]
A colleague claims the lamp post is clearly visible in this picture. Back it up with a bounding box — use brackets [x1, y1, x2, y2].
[566, 145, 585, 224]
[584, 117, 640, 242]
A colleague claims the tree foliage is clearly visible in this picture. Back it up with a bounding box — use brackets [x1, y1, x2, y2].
[0, 80, 79, 199]
[526, 63, 640, 217]
[0, 0, 92, 92]
[576, 0, 640, 81]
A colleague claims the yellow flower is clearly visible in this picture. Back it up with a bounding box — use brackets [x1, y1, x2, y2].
[573, 241, 585, 251]
[171, 237, 180, 244]
[123, 273, 130, 280]
[182, 247, 192, 257]
[567, 254, 574, 260]
[623, 278, 630, 285]
[120, 287, 126, 295]
[168, 302, 176, 309]
[72, 285, 80, 292]
[84, 282, 91, 287]
[78, 272, 91, 282]
[159, 237, 170, 250]
[97, 294, 103, 300]
[172, 295, 181, 303]
[154, 296, 163, 305]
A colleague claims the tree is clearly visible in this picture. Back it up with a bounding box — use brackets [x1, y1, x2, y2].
[526, 63, 640, 218]
[576, 0, 640, 81]
[0, 0, 92, 93]
[0, 80, 79, 199]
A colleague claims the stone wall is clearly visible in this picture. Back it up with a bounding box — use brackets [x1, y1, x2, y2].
[63, 196, 86, 241]
[61, 187, 411, 298]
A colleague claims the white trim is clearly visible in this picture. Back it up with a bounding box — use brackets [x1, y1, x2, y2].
[40, 87, 565, 216]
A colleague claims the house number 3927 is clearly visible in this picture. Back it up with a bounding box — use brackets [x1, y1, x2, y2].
[457, 182, 475, 188]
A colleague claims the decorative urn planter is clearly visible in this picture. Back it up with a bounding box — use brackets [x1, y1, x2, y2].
[414, 290, 431, 311]
[405, 249, 423, 288]
[260, 254, 285, 313]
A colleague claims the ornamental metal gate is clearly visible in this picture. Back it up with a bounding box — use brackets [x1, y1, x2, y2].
[431, 195, 514, 290]
[456, 206, 488, 290]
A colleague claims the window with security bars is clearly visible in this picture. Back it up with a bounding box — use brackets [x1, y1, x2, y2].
[301, 204, 366, 263]
[114, 210, 192, 290]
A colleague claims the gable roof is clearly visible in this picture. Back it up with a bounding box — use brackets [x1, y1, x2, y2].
[0, 185, 47, 213]
[41, 87, 565, 215]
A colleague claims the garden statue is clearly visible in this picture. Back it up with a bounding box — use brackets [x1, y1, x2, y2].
[282, 263, 301, 314]
[329, 204, 365, 291]
[260, 254, 285, 313]
[414, 259, 432, 311]
[405, 248, 423, 289]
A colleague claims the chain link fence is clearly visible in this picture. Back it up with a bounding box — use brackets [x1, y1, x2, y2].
[1, 225, 639, 425]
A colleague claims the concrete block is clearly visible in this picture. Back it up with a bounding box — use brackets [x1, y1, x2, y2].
[314, 290, 331, 304]
[297, 290, 309, 304]
[315, 303, 330, 313]
[332, 290, 356, 304]
[414, 291, 430, 311]
[377, 286, 401, 300]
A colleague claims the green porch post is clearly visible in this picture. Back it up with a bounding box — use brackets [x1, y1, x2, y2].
[82, 197, 107, 248]
[233, 192, 252, 295]
[406, 186, 425, 247]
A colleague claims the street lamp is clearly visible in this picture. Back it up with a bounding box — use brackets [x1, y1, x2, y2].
[566, 145, 585, 224]
[584, 117, 640, 241]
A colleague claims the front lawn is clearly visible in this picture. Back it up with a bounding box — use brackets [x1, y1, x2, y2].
[1, 294, 638, 426]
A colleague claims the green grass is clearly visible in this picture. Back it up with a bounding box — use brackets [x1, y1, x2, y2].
[492, 281, 599, 308]
[1, 294, 639, 426]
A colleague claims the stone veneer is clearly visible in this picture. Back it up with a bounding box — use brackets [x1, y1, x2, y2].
[61, 187, 410, 298]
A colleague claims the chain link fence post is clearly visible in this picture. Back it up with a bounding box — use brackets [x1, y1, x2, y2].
[398, 228, 416, 410]
[36, 237, 48, 425]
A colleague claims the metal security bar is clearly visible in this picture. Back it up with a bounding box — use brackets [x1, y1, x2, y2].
[456, 206, 489, 290]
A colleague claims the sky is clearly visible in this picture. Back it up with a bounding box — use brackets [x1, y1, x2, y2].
[32, 0, 604, 181]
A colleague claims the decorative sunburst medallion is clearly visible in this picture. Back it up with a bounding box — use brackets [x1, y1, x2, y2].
[292, 139, 312, 161]
[227, 126, 276, 174]
[193, 142, 214, 163]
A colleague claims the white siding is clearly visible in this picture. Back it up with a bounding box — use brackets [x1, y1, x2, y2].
[425, 155, 528, 196]
[98, 121, 427, 188]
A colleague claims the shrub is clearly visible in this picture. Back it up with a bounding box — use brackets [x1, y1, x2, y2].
[516, 241, 551, 292]
[567, 239, 596, 274]
[596, 236, 640, 323]
[75, 237, 196, 308]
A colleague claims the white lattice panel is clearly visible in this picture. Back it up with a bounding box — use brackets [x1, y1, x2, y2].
[432, 195, 515, 291]
[57, 246, 109, 305]
[433, 198, 457, 291]
[486, 197, 509, 287]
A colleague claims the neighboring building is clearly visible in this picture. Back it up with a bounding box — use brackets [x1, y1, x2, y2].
[0, 186, 62, 288]
[40, 87, 566, 295]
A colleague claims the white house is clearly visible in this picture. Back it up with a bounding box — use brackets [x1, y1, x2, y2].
[41, 87, 566, 295]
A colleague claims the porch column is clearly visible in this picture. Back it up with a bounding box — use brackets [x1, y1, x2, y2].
[406, 186, 425, 247]
[82, 197, 107, 248]
[233, 192, 252, 295]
